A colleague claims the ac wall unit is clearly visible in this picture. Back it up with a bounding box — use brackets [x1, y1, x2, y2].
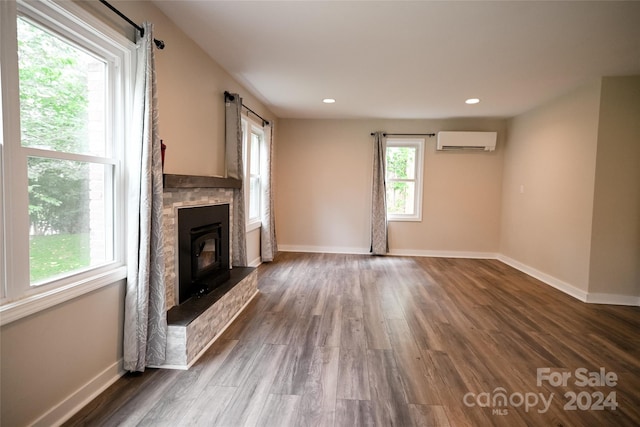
[436, 131, 497, 152]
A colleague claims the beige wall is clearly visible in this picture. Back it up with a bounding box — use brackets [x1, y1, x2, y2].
[500, 80, 602, 292]
[1, 1, 274, 425]
[79, 1, 276, 177]
[276, 118, 506, 255]
[80, 0, 274, 263]
[1, 282, 125, 426]
[588, 76, 640, 297]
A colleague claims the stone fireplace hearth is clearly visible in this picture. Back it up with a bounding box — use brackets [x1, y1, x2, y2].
[163, 267, 257, 368]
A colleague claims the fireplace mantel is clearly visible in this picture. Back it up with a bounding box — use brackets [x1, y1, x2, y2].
[163, 174, 241, 189]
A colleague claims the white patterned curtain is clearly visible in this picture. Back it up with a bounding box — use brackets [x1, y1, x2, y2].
[260, 122, 277, 262]
[123, 22, 167, 372]
[371, 131, 388, 255]
[225, 93, 247, 266]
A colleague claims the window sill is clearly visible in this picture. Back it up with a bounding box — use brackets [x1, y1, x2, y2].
[246, 221, 262, 233]
[0, 266, 127, 326]
[388, 215, 422, 222]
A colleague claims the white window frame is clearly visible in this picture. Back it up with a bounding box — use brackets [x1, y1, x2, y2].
[0, 0, 133, 325]
[241, 116, 264, 232]
[385, 138, 425, 222]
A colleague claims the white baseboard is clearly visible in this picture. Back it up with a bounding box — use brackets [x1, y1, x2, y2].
[497, 254, 590, 301]
[389, 249, 498, 259]
[497, 255, 640, 307]
[585, 292, 640, 306]
[279, 245, 497, 259]
[32, 359, 125, 427]
[278, 244, 370, 255]
[247, 256, 262, 268]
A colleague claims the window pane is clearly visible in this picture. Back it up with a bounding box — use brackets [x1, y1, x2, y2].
[386, 181, 415, 215]
[386, 146, 416, 180]
[250, 132, 260, 175]
[249, 176, 261, 220]
[18, 17, 107, 156]
[28, 157, 113, 284]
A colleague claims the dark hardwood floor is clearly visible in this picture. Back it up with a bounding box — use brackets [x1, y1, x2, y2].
[66, 252, 640, 426]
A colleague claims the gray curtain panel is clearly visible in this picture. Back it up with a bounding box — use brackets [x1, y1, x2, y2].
[225, 93, 247, 266]
[260, 122, 277, 262]
[124, 22, 167, 372]
[371, 131, 388, 255]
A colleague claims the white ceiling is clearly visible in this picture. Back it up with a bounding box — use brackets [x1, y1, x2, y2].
[152, 1, 640, 119]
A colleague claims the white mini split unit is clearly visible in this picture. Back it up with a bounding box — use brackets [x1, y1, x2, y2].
[436, 131, 497, 152]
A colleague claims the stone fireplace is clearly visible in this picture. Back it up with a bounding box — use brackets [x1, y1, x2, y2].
[162, 176, 235, 309]
[159, 175, 258, 369]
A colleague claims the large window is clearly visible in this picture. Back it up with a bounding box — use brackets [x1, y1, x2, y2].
[1, 0, 132, 322]
[241, 118, 263, 230]
[385, 138, 424, 221]
[19, 16, 114, 284]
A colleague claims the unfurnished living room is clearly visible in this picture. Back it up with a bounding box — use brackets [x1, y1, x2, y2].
[1, 1, 639, 426]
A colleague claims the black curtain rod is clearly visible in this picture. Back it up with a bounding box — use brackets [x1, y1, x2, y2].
[99, 0, 165, 49]
[370, 132, 436, 137]
[225, 91, 270, 126]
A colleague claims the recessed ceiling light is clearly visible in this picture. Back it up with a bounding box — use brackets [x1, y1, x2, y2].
[322, 98, 336, 104]
[465, 98, 480, 105]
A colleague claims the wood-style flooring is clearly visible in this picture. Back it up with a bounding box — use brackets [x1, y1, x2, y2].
[66, 252, 640, 426]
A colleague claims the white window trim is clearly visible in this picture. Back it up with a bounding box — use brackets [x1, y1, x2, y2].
[0, 267, 127, 326]
[241, 116, 264, 232]
[386, 138, 425, 222]
[0, 0, 135, 325]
